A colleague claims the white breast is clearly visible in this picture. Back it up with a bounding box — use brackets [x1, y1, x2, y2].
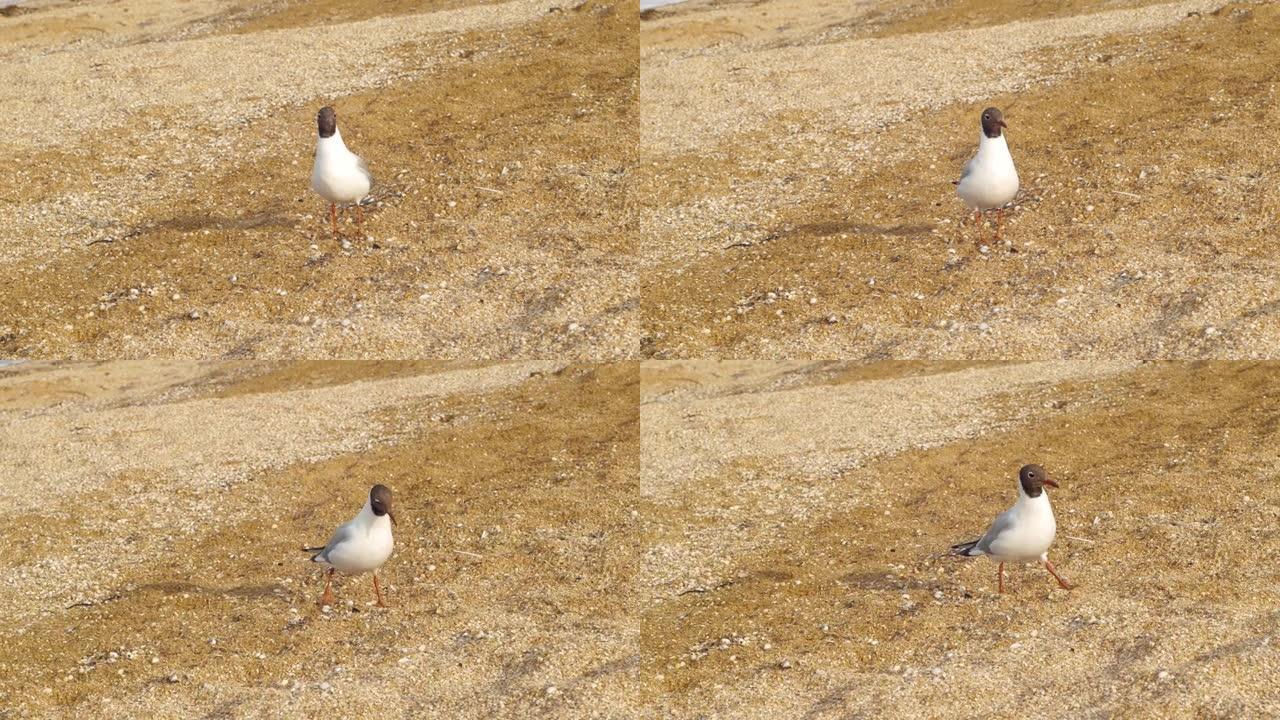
[311, 132, 372, 204]
[986, 493, 1056, 561]
[325, 515, 394, 574]
[956, 134, 1019, 210]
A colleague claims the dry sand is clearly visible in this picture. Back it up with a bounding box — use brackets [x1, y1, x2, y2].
[0, 360, 640, 718]
[0, 0, 637, 359]
[641, 361, 1280, 717]
[640, 0, 1280, 359]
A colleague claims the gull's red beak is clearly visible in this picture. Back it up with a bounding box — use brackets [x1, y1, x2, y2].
[389, 510, 398, 526]
[1043, 477, 1059, 488]
[999, 120, 1008, 129]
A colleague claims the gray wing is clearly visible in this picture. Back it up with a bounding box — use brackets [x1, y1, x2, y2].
[973, 507, 1016, 555]
[355, 154, 373, 187]
[958, 156, 976, 183]
[311, 521, 356, 563]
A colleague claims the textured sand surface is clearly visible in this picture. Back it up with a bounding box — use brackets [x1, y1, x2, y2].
[0, 0, 637, 359]
[641, 361, 1280, 718]
[0, 361, 640, 718]
[640, 0, 1280, 359]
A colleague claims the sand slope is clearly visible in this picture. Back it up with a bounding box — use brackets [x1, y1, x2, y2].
[0, 361, 640, 718]
[0, 0, 637, 359]
[641, 361, 1280, 717]
[640, 0, 1280, 359]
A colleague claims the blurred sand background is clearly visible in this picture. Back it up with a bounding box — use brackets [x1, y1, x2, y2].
[0, 360, 639, 718]
[640, 0, 1280, 359]
[641, 361, 1280, 717]
[0, 0, 636, 359]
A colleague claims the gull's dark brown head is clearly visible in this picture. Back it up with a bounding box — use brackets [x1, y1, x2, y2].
[317, 106, 337, 139]
[1019, 464, 1057, 497]
[370, 484, 396, 525]
[980, 107, 1007, 139]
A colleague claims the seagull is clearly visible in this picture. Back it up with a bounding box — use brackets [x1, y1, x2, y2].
[304, 484, 397, 607]
[951, 464, 1073, 594]
[953, 106, 1019, 243]
[310, 105, 373, 238]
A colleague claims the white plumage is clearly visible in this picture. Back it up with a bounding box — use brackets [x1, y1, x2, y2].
[312, 498, 394, 574]
[310, 105, 373, 238]
[956, 131, 1019, 212]
[951, 465, 1073, 593]
[310, 128, 372, 207]
[308, 484, 396, 607]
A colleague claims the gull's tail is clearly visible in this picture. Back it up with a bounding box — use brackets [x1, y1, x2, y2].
[950, 540, 983, 557]
[302, 544, 328, 562]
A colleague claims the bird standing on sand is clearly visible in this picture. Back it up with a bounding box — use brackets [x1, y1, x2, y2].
[305, 484, 396, 607]
[954, 106, 1019, 243]
[310, 105, 373, 238]
[951, 464, 1073, 594]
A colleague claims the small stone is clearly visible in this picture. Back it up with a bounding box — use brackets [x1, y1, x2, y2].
[778, 659, 793, 670]
[545, 685, 559, 696]
[167, 674, 180, 683]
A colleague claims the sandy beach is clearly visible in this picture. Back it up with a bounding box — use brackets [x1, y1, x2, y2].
[0, 0, 637, 359]
[641, 360, 1280, 717]
[0, 360, 639, 718]
[640, 0, 1280, 359]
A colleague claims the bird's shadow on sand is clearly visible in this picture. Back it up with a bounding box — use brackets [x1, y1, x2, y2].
[136, 580, 289, 600]
[146, 211, 296, 233]
[793, 220, 932, 238]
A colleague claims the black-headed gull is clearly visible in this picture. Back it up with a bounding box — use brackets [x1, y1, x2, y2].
[954, 106, 1019, 243]
[951, 464, 1073, 594]
[311, 106, 374, 238]
[305, 484, 397, 607]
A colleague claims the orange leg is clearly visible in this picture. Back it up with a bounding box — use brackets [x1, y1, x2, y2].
[1043, 559, 1073, 589]
[997, 562, 1005, 594]
[355, 203, 365, 234]
[994, 208, 1005, 241]
[329, 202, 338, 237]
[973, 209, 985, 245]
[373, 572, 387, 608]
[319, 568, 335, 606]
